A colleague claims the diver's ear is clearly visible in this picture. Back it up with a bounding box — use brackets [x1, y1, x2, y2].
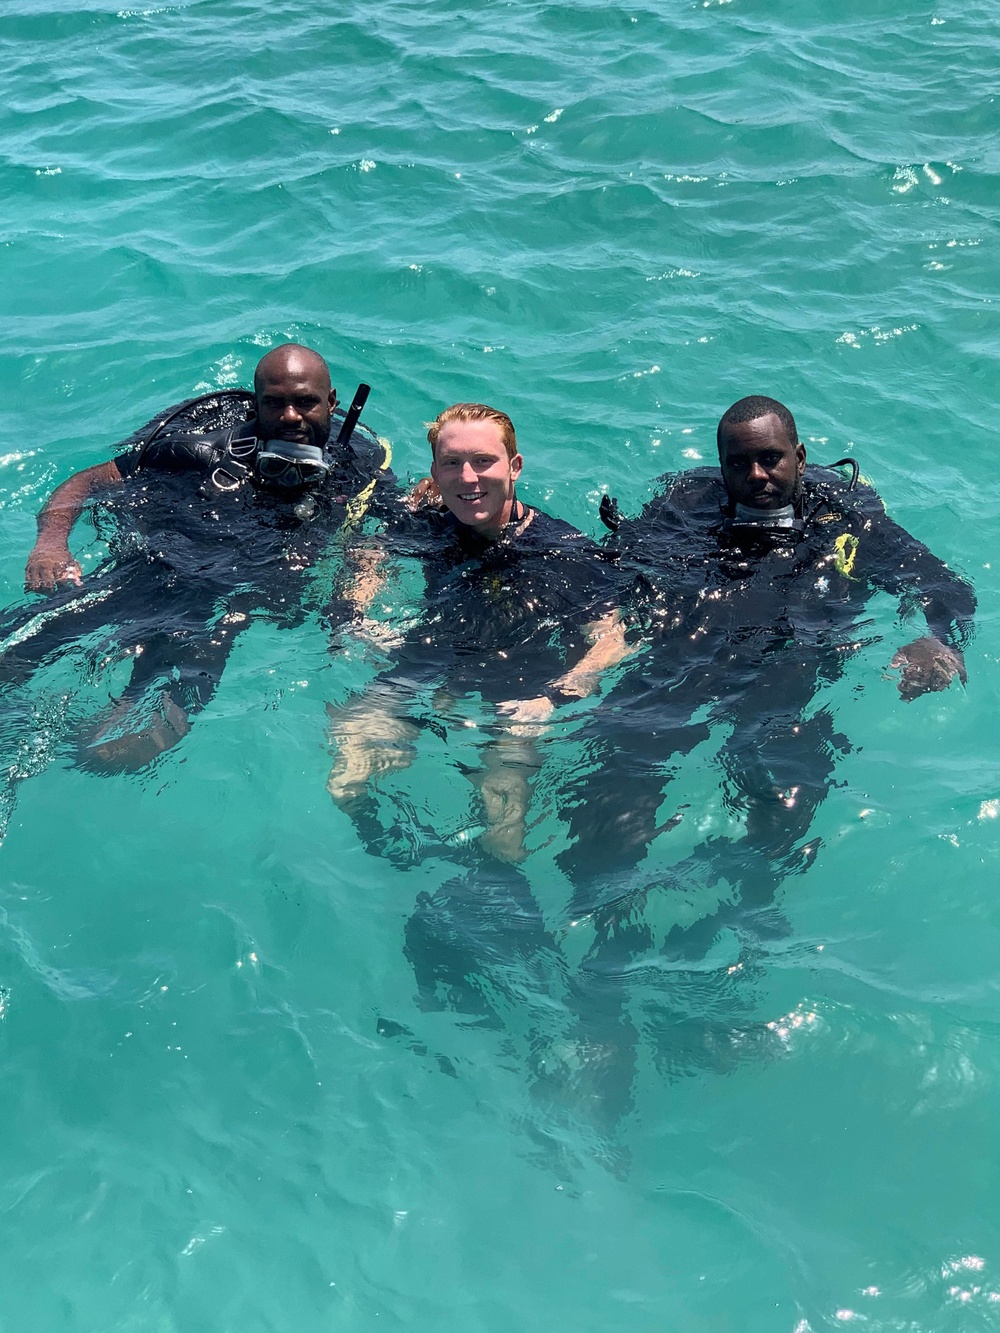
[510, 452, 524, 481]
[795, 443, 806, 475]
[328, 389, 338, 413]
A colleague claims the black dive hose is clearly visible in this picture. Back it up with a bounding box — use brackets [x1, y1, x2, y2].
[824, 457, 860, 490]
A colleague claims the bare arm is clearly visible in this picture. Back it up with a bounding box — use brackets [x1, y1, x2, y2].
[342, 543, 385, 617]
[25, 459, 124, 593]
[337, 540, 407, 653]
[550, 610, 634, 699]
[498, 610, 635, 726]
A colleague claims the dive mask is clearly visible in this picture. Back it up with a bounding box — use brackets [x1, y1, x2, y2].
[255, 439, 330, 490]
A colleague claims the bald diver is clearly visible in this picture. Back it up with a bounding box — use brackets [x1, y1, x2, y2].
[3, 344, 392, 772]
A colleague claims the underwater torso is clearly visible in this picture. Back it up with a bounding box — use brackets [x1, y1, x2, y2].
[385, 504, 620, 702]
[97, 391, 393, 594]
[613, 465, 975, 691]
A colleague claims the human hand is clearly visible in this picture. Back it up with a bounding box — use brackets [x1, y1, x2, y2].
[890, 636, 966, 702]
[24, 542, 82, 593]
[348, 617, 404, 652]
[405, 476, 443, 510]
[497, 696, 556, 726]
[549, 670, 596, 701]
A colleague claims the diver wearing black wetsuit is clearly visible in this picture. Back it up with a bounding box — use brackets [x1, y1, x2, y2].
[388, 499, 624, 1018]
[561, 395, 975, 925]
[6, 344, 392, 772]
[329, 404, 626, 857]
[540, 396, 977, 1124]
[328, 402, 629, 1030]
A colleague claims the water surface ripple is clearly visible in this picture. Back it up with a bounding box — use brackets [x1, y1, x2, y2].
[1, 1, 999, 1329]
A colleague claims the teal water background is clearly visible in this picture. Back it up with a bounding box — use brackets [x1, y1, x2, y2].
[2, 1, 1000, 1328]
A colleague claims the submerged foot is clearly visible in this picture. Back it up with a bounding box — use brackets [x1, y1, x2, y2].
[77, 692, 191, 774]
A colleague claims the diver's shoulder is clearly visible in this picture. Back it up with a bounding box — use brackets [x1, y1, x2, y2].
[526, 507, 586, 537]
[113, 390, 256, 475]
[116, 390, 255, 450]
[656, 467, 726, 507]
[802, 464, 886, 520]
[621, 468, 725, 531]
[337, 415, 390, 472]
[523, 507, 600, 552]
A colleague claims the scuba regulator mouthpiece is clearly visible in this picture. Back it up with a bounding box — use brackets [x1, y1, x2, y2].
[255, 439, 330, 490]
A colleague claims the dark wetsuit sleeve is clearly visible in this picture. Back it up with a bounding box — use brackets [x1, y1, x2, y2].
[849, 492, 976, 647]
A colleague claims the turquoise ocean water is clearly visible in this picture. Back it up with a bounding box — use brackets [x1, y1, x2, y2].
[2, 1, 999, 1328]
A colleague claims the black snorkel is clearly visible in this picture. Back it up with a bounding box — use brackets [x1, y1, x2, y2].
[335, 382, 371, 448]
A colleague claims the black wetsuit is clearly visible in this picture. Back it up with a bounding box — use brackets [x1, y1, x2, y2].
[525, 465, 979, 1121]
[1, 390, 393, 762]
[560, 464, 976, 908]
[380, 502, 619, 706]
[360, 502, 621, 1023]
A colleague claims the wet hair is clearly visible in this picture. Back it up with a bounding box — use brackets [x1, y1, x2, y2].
[427, 403, 518, 460]
[253, 343, 332, 399]
[717, 395, 799, 451]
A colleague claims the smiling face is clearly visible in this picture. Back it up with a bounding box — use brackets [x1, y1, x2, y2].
[718, 412, 806, 510]
[254, 346, 337, 452]
[430, 418, 523, 538]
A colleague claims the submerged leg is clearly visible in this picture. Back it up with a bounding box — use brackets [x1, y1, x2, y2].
[0, 573, 130, 689]
[553, 902, 654, 1130]
[327, 686, 422, 859]
[557, 713, 709, 898]
[721, 704, 845, 862]
[651, 703, 847, 957]
[326, 699, 420, 803]
[77, 600, 248, 774]
[467, 730, 542, 865]
[404, 860, 558, 1022]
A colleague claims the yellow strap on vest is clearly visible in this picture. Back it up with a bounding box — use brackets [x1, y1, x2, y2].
[341, 437, 393, 532]
[833, 532, 859, 579]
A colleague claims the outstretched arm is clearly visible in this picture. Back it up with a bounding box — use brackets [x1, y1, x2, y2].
[339, 541, 404, 652]
[498, 610, 634, 725]
[551, 609, 634, 700]
[848, 490, 976, 702]
[25, 459, 124, 593]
